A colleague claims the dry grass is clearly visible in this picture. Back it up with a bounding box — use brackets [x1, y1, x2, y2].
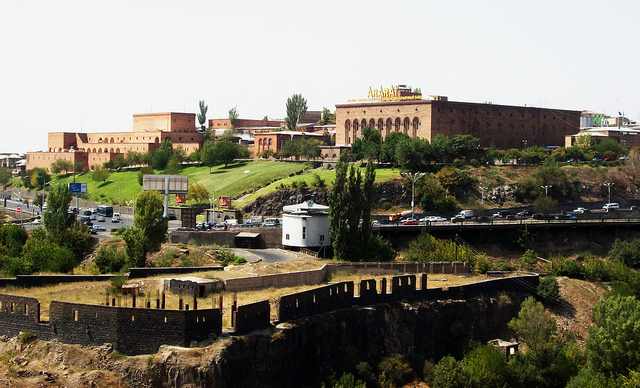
[0, 264, 499, 328]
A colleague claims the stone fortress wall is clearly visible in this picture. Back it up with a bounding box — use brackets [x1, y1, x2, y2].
[0, 262, 538, 355]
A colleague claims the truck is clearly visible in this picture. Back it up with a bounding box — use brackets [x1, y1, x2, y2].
[451, 209, 474, 222]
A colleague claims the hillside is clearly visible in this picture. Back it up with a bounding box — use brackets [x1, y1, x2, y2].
[0, 269, 608, 387]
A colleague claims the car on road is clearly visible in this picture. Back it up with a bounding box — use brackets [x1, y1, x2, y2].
[555, 214, 577, 220]
[420, 216, 447, 223]
[31, 217, 42, 225]
[516, 210, 533, 217]
[572, 207, 586, 214]
[493, 210, 513, 218]
[91, 225, 106, 232]
[97, 216, 106, 222]
[111, 213, 121, 222]
[401, 218, 419, 225]
[603, 203, 619, 210]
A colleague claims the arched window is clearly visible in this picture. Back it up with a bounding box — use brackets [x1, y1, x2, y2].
[386, 118, 392, 135]
[377, 118, 384, 132]
[403, 118, 410, 134]
[498, 123, 503, 133]
[413, 118, 420, 137]
[394, 118, 401, 132]
[369, 118, 375, 129]
[361, 119, 367, 130]
[155, 137, 160, 143]
[110, 138, 115, 143]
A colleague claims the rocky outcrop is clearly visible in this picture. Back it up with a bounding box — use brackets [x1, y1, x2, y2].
[121, 293, 522, 387]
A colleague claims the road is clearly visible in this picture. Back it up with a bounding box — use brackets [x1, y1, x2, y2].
[232, 248, 297, 263]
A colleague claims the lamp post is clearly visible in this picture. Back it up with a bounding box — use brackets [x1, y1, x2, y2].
[401, 172, 425, 219]
[480, 186, 487, 206]
[604, 182, 614, 203]
[522, 139, 528, 151]
[541, 185, 552, 197]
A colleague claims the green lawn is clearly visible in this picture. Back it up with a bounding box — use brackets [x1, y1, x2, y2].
[51, 161, 403, 209]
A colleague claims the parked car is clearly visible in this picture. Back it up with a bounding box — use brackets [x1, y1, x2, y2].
[97, 216, 106, 222]
[603, 203, 620, 210]
[572, 207, 586, 214]
[263, 218, 280, 227]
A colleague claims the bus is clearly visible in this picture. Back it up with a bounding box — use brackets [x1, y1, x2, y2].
[96, 205, 114, 217]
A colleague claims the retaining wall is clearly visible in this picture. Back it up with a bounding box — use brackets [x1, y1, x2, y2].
[232, 300, 271, 335]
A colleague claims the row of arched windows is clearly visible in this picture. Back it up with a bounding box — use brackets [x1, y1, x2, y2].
[344, 117, 420, 142]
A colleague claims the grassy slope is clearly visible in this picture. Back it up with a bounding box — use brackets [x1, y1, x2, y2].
[50, 161, 402, 209]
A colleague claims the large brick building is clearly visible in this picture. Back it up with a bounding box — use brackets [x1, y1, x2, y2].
[27, 113, 203, 171]
[335, 96, 581, 149]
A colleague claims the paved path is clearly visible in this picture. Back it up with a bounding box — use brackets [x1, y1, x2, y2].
[230, 248, 301, 263]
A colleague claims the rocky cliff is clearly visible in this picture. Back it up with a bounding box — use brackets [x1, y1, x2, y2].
[130, 293, 522, 387]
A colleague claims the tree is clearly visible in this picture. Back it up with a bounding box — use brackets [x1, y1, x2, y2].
[509, 296, 557, 354]
[379, 132, 410, 165]
[200, 140, 217, 172]
[137, 166, 154, 185]
[214, 140, 239, 166]
[317, 107, 336, 125]
[72, 161, 85, 174]
[285, 94, 308, 131]
[43, 184, 75, 241]
[152, 138, 174, 170]
[164, 156, 182, 175]
[91, 167, 110, 183]
[50, 159, 73, 175]
[328, 153, 394, 262]
[197, 100, 208, 131]
[0, 167, 11, 187]
[587, 295, 640, 377]
[534, 196, 559, 216]
[123, 191, 168, 267]
[186, 183, 211, 205]
[396, 137, 429, 171]
[351, 127, 381, 161]
[29, 168, 50, 189]
[228, 106, 239, 128]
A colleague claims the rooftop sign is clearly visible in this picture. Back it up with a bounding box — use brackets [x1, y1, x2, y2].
[347, 85, 423, 103]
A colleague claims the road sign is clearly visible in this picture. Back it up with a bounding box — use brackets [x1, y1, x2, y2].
[68, 183, 87, 194]
[16, 207, 20, 213]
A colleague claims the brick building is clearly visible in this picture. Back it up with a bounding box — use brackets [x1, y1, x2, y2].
[254, 131, 325, 157]
[335, 96, 581, 150]
[27, 113, 204, 171]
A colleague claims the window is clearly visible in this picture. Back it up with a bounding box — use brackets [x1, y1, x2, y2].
[286, 234, 290, 240]
[319, 235, 325, 242]
[302, 227, 306, 239]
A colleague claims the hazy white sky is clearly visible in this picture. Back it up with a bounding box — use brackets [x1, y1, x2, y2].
[1, 1, 638, 154]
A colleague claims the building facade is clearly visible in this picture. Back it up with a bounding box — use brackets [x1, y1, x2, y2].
[335, 96, 581, 149]
[27, 113, 203, 171]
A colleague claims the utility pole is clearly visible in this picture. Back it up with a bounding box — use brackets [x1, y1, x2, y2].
[480, 186, 487, 206]
[541, 185, 552, 197]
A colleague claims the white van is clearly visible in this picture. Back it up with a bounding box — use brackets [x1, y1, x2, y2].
[603, 203, 619, 210]
[263, 218, 280, 227]
[111, 213, 121, 222]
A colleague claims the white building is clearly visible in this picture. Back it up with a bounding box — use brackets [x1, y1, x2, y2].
[282, 200, 331, 249]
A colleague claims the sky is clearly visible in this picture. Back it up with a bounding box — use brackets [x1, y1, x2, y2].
[1, 0, 639, 154]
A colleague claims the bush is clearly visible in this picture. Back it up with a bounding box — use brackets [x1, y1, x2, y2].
[94, 245, 128, 274]
[537, 276, 560, 300]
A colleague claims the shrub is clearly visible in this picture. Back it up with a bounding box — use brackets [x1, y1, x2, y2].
[18, 332, 36, 345]
[520, 249, 538, 269]
[537, 276, 560, 300]
[94, 245, 128, 274]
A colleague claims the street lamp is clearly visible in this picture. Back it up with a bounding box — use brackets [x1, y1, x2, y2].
[479, 186, 487, 206]
[604, 182, 614, 203]
[401, 172, 426, 219]
[541, 185, 552, 197]
[522, 139, 528, 151]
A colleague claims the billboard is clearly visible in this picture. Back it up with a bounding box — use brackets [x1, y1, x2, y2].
[142, 175, 188, 194]
[218, 196, 231, 208]
[68, 183, 87, 195]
